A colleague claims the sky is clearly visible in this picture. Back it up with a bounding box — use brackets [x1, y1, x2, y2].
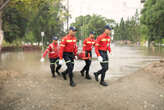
[62, 0, 143, 23]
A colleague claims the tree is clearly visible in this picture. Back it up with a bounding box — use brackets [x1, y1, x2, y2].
[140, 0, 164, 45]
[2, 7, 27, 43]
[2, 0, 68, 46]
[71, 14, 115, 40]
[0, 0, 10, 51]
[114, 10, 140, 43]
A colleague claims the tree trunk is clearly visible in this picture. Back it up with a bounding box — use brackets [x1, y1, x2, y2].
[0, 11, 3, 52]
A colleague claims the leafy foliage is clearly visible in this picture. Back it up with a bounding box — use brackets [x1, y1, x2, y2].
[71, 14, 116, 40]
[2, 0, 68, 44]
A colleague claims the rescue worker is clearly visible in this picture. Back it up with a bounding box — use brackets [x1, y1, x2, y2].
[40, 36, 61, 77]
[94, 25, 112, 86]
[80, 32, 95, 80]
[59, 27, 78, 87]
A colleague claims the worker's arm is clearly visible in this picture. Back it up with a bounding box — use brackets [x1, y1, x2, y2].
[82, 39, 87, 51]
[107, 38, 111, 53]
[95, 37, 101, 56]
[74, 43, 78, 56]
[40, 45, 50, 62]
[59, 38, 66, 59]
[42, 45, 50, 58]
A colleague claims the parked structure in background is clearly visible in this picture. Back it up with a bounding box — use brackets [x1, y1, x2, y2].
[141, 0, 146, 3]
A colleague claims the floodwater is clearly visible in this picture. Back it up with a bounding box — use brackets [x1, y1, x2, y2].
[0, 44, 163, 80]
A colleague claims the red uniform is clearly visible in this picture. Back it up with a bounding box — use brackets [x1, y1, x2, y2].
[42, 43, 59, 58]
[59, 34, 78, 59]
[95, 33, 111, 56]
[83, 37, 95, 51]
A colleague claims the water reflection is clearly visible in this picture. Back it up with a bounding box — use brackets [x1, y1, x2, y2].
[0, 44, 163, 79]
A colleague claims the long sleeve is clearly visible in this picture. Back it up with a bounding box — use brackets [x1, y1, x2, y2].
[74, 44, 78, 56]
[95, 37, 101, 56]
[42, 46, 50, 58]
[107, 43, 111, 53]
[59, 38, 66, 59]
[82, 39, 87, 51]
[107, 38, 111, 53]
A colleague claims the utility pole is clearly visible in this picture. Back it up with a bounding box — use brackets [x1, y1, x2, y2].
[41, 32, 45, 52]
[67, 0, 69, 31]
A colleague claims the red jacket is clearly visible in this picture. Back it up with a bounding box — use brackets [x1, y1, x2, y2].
[42, 43, 59, 58]
[77, 51, 90, 60]
[83, 37, 95, 51]
[95, 33, 111, 56]
[59, 34, 78, 59]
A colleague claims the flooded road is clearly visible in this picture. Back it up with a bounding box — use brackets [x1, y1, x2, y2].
[0, 44, 164, 110]
[0, 44, 163, 79]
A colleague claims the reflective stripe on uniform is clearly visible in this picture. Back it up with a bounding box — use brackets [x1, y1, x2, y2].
[60, 44, 65, 47]
[50, 59, 59, 64]
[66, 40, 76, 42]
[55, 59, 59, 63]
[66, 60, 71, 63]
[101, 61, 108, 63]
[87, 41, 92, 44]
[66, 40, 72, 42]
[49, 51, 55, 53]
[65, 60, 74, 64]
[101, 39, 110, 42]
[101, 39, 107, 41]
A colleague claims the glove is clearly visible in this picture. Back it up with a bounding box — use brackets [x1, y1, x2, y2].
[98, 56, 103, 62]
[40, 58, 45, 62]
[59, 59, 63, 65]
[75, 56, 78, 60]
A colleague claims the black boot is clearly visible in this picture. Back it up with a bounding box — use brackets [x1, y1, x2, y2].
[70, 80, 76, 87]
[62, 71, 67, 80]
[52, 73, 56, 78]
[56, 70, 60, 76]
[94, 72, 99, 81]
[100, 81, 108, 86]
[86, 76, 92, 80]
[56, 65, 61, 76]
[85, 73, 92, 80]
[80, 70, 84, 77]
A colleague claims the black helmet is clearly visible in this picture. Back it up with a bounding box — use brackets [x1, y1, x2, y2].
[90, 31, 95, 34]
[104, 25, 112, 30]
[52, 36, 58, 40]
[69, 26, 77, 31]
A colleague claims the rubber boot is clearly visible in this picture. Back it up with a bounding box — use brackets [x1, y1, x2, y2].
[94, 72, 99, 81]
[62, 70, 67, 80]
[100, 81, 108, 86]
[85, 72, 92, 80]
[80, 70, 84, 77]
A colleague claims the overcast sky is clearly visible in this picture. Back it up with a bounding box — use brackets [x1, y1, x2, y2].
[62, 0, 143, 23]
